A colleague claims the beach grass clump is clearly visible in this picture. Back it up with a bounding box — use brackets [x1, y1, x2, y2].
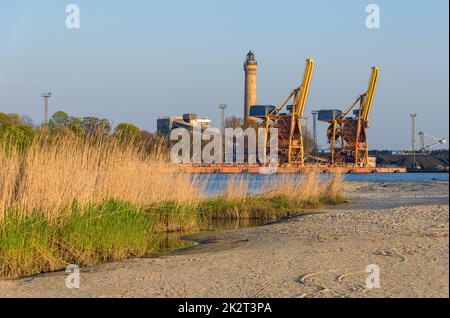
[59, 200, 154, 265]
[0, 212, 59, 278]
[197, 195, 307, 221]
[145, 201, 200, 233]
[0, 199, 196, 278]
[321, 172, 348, 205]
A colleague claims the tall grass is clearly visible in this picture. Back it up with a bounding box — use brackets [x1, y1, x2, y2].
[0, 131, 346, 278]
[198, 171, 347, 220]
[0, 132, 200, 221]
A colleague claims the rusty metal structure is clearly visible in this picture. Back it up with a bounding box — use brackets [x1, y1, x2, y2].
[177, 57, 405, 174]
[250, 58, 315, 166]
[319, 66, 379, 167]
[175, 163, 406, 174]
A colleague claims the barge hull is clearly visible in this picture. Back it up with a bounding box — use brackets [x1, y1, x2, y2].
[173, 164, 407, 174]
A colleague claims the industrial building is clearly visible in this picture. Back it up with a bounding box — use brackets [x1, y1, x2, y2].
[157, 114, 211, 137]
[157, 113, 211, 137]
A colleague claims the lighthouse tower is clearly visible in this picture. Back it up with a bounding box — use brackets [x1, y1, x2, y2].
[244, 51, 257, 123]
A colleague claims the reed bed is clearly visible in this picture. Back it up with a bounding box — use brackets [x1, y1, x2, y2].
[198, 171, 346, 220]
[0, 132, 201, 221]
[0, 132, 346, 278]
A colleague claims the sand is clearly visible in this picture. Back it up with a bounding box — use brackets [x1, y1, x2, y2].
[0, 181, 448, 298]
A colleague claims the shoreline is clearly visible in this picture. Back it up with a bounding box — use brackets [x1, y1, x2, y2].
[175, 181, 448, 258]
[0, 181, 448, 298]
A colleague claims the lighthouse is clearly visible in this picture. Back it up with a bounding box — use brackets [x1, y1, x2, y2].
[244, 51, 257, 123]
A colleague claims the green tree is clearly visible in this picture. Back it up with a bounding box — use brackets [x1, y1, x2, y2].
[49, 111, 70, 129]
[0, 112, 23, 126]
[114, 123, 142, 139]
[81, 117, 111, 135]
[68, 116, 84, 135]
[47, 111, 85, 135]
[0, 112, 36, 150]
[0, 112, 9, 125]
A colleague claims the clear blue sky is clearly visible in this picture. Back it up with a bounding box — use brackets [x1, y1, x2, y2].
[0, 0, 448, 149]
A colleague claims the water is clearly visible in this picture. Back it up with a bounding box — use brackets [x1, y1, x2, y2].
[340, 172, 448, 182]
[195, 173, 449, 196]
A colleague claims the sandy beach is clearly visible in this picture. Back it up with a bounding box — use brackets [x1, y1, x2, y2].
[0, 180, 448, 298]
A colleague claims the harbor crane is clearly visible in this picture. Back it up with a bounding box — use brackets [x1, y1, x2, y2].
[249, 58, 315, 166]
[419, 131, 447, 153]
[318, 66, 379, 167]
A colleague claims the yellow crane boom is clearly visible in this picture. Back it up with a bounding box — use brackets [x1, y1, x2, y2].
[361, 66, 379, 123]
[338, 66, 379, 122]
[267, 58, 315, 117]
[294, 59, 315, 117]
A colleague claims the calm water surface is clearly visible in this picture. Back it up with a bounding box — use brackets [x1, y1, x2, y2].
[195, 173, 449, 196]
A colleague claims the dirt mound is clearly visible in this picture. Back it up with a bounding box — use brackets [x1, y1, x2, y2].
[378, 154, 449, 171]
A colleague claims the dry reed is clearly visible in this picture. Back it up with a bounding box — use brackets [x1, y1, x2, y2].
[0, 132, 199, 221]
[0, 131, 347, 278]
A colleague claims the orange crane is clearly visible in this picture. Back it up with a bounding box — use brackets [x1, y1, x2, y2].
[250, 59, 315, 166]
[319, 66, 379, 167]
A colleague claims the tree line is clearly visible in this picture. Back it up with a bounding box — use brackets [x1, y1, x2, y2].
[1, 110, 317, 160]
[0, 110, 166, 152]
